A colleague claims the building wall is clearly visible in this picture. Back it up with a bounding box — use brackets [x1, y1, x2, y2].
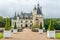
[12, 15, 44, 29]
[32, 9, 37, 27]
[12, 6, 44, 29]
[12, 18, 33, 28]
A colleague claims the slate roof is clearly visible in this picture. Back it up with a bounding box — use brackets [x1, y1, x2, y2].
[33, 5, 37, 10]
[14, 12, 32, 19]
[12, 3, 43, 20]
[20, 13, 32, 19]
[37, 7, 42, 15]
[13, 12, 17, 20]
[37, 3, 42, 15]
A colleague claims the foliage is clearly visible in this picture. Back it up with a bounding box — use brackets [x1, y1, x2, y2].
[0, 16, 5, 27]
[14, 22, 17, 29]
[0, 16, 12, 27]
[32, 24, 39, 28]
[44, 18, 60, 30]
[48, 18, 55, 31]
[54, 22, 60, 30]
[4, 18, 11, 30]
[0, 16, 4, 22]
[39, 23, 43, 29]
[44, 18, 50, 30]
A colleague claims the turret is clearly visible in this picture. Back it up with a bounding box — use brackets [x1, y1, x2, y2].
[17, 14, 19, 20]
[32, 5, 37, 16]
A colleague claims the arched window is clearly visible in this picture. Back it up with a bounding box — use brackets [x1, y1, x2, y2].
[21, 21, 23, 23]
[30, 21, 32, 23]
[25, 21, 28, 23]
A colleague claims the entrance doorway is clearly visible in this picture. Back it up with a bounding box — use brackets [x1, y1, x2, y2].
[25, 24, 28, 28]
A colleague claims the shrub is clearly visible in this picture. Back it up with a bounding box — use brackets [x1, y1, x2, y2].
[4, 18, 11, 30]
[48, 18, 55, 31]
[44, 19, 50, 30]
[32, 24, 39, 28]
[14, 22, 17, 29]
[39, 23, 43, 29]
[32, 24, 39, 32]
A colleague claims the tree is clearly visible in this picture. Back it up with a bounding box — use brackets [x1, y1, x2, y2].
[4, 18, 11, 30]
[48, 18, 55, 30]
[0, 16, 4, 22]
[0, 16, 4, 27]
[44, 18, 50, 30]
[39, 23, 43, 29]
[14, 22, 17, 29]
[32, 24, 39, 28]
[54, 22, 60, 30]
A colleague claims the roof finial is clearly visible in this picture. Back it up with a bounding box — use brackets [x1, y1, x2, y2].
[17, 13, 19, 17]
[37, 1, 39, 7]
[34, 5, 36, 10]
[15, 12, 16, 16]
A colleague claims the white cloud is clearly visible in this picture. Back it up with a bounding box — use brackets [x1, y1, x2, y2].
[0, 0, 60, 18]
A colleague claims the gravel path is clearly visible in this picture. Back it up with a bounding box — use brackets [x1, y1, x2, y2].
[1, 28, 59, 40]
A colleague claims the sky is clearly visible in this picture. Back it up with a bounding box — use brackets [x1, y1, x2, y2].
[0, 0, 59, 18]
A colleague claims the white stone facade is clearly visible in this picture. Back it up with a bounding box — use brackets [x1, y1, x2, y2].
[11, 3, 44, 29]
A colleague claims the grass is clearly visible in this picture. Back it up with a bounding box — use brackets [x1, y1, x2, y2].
[0, 33, 3, 39]
[56, 33, 60, 39]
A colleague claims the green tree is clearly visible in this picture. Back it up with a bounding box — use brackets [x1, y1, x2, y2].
[0, 16, 4, 22]
[32, 24, 39, 28]
[14, 22, 17, 29]
[48, 18, 55, 30]
[44, 18, 50, 30]
[0, 16, 4, 27]
[4, 18, 11, 30]
[39, 23, 43, 29]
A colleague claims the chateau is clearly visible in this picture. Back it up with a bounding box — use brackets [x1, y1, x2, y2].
[11, 3, 44, 29]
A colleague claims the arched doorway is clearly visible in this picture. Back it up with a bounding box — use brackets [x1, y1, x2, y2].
[25, 24, 28, 28]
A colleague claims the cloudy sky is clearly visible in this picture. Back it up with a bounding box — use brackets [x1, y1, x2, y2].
[0, 0, 59, 18]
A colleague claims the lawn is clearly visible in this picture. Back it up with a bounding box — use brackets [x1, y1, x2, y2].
[0, 33, 3, 39]
[56, 33, 60, 39]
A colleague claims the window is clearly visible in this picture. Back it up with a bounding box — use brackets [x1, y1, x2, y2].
[30, 21, 32, 23]
[21, 24, 23, 27]
[26, 17, 28, 19]
[21, 21, 23, 23]
[30, 24, 32, 27]
[36, 19, 38, 20]
[26, 21, 28, 23]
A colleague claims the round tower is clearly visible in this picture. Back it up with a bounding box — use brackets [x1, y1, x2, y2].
[32, 5, 37, 27]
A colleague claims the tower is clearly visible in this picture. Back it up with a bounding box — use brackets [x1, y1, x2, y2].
[32, 5, 37, 27]
[32, 3, 44, 29]
[36, 3, 44, 29]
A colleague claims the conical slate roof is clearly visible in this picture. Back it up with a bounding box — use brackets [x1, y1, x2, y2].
[37, 3, 42, 15]
[33, 3, 42, 15]
[33, 5, 37, 10]
[13, 12, 17, 20]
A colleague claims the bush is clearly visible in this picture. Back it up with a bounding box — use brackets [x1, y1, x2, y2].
[39, 23, 43, 29]
[54, 22, 60, 30]
[48, 18, 55, 31]
[32, 24, 39, 32]
[14, 22, 17, 29]
[4, 18, 11, 30]
[32, 24, 39, 28]
[44, 18, 60, 30]
[44, 19, 50, 30]
[32, 28, 39, 32]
